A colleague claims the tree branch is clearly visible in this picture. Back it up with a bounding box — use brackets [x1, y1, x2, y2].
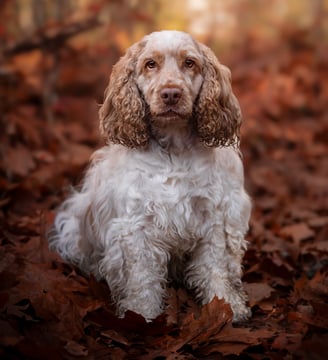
[4, 17, 101, 56]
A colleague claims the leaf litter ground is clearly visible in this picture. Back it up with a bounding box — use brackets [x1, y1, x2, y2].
[1, 29, 328, 359]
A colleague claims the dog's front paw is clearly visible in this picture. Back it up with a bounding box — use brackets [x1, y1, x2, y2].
[231, 304, 252, 324]
[117, 293, 164, 322]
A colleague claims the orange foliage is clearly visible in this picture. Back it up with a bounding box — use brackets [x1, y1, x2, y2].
[0, 1, 328, 358]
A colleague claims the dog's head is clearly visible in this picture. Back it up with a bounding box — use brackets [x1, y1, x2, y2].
[99, 30, 241, 148]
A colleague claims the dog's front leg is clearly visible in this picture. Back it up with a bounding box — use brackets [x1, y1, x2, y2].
[186, 223, 250, 322]
[99, 232, 168, 321]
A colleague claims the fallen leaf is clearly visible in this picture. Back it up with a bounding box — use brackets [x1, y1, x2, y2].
[64, 340, 88, 357]
[209, 323, 276, 356]
[3, 144, 36, 177]
[280, 223, 315, 244]
[244, 282, 275, 307]
[272, 332, 304, 352]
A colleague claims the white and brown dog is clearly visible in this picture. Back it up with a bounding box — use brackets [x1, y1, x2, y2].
[49, 30, 251, 322]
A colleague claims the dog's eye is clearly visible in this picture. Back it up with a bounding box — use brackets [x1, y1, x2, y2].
[184, 59, 195, 68]
[145, 60, 157, 69]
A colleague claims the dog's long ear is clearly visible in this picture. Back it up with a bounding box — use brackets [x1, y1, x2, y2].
[99, 40, 149, 148]
[194, 43, 242, 147]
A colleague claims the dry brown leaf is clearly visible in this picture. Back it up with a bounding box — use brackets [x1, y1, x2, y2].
[280, 223, 315, 244]
[58, 143, 93, 167]
[147, 298, 232, 359]
[308, 216, 328, 229]
[209, 323, 276, 356]
[64, 340, 88, 357]
[244, 282, 275, 307]
[3, 144, 36, 177]
[272, 333, 304, 353]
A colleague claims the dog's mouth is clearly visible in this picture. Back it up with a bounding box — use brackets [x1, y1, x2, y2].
[150, 101, 192, 121]
[158, 109, 182, 118]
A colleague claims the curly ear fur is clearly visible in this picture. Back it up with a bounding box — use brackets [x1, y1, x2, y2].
[99, 41, 149, 148]
[194, 43, 242, 147]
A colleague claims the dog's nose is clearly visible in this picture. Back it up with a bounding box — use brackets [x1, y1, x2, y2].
[160, 88, 182, 105]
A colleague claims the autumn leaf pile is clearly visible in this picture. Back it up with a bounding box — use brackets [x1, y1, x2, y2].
[1, 27, 328, 359]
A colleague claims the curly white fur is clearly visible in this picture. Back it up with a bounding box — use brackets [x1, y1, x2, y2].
[49, 30, 251, 322]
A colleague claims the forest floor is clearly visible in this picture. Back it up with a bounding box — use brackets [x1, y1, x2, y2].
[1, 27, 328, 359]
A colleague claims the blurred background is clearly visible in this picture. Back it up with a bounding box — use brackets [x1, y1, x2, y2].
[1, 0, 327, 198]
[1, 0, 327, 108]
[1, 2, 328, 358]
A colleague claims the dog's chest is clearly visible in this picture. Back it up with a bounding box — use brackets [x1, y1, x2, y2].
[124, 153, 223, 242]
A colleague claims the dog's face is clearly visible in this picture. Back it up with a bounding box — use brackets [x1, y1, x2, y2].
[99, 30, 242, 148]
[136, 31, 204, 127]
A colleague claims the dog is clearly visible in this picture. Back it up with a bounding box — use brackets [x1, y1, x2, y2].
[49, 30, 251, 322]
